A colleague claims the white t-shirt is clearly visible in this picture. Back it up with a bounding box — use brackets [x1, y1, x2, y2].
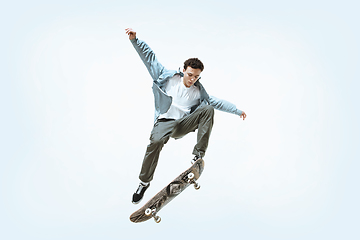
[159, 75, 201, 120]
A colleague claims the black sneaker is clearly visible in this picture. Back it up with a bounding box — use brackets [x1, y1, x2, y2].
[191, 155, 201, 164]
[132, 182, 150, 204]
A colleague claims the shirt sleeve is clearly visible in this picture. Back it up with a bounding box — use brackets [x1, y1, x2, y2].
[130, 38, 166, 81]
[208, 95, 242, 116]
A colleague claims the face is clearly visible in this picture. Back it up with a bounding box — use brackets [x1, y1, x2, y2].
[182, 66, 202, 88]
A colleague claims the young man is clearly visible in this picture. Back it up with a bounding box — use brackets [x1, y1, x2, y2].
[125, 28, 247, 204]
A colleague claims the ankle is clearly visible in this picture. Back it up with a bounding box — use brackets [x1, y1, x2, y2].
[140, 180, 150, 186]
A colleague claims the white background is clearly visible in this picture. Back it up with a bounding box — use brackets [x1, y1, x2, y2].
[1, 0, 359, 239]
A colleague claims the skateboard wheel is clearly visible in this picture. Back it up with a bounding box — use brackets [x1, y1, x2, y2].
[194, 183, 200, 190]
[145, 208, 152, 216]
[188, 172, 194, 180]
[154, 216, 161, 223]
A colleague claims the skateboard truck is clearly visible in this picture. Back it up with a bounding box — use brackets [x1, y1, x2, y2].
[187, 173, 200, 190]
[145, 208, 161, 223]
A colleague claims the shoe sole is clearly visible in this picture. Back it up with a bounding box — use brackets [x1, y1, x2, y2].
[132, 199, 142, 205]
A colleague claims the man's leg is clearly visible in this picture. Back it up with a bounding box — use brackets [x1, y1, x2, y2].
[171, 105, 214, 158]
[133, 119, 176, 204]
[139, 119, 176, 183]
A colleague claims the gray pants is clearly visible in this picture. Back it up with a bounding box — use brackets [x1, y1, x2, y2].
[139, 105, 214, 182]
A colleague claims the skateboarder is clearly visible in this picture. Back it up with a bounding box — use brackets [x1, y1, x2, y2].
[125, 28, 247, 204]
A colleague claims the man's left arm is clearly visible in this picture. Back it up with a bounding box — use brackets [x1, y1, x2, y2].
[208, 96, 247, 120]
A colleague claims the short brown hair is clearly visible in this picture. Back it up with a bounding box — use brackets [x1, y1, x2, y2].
[183, 58, 204, 72]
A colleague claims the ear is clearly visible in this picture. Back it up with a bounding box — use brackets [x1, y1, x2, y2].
[182, 68, 186, 72]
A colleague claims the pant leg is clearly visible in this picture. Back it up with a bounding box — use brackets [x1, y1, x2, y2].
[139, 120, 176, 182]
[171, 105, 214, 158]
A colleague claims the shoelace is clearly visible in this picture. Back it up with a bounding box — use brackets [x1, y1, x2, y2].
[136, 183, 147, 194]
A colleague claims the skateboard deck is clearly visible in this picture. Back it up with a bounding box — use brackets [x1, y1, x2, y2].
[130, 158, 205, 223]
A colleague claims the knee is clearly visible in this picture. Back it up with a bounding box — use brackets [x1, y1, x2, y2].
[150, 138, 163, 146]
[149, 137, 168, 147]
[203, 105, 214, 116]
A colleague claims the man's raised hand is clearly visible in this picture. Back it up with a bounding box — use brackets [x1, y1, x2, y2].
[125, 28, 136, 40]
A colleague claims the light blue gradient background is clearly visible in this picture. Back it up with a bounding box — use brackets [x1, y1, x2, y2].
[1, 0, 359, 239]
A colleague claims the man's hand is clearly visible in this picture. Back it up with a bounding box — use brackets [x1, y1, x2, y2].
[125, 28, 136, 40]
[240, 112, 247, 121]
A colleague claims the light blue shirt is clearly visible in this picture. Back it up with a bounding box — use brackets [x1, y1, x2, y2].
[130, 37, 243, 122]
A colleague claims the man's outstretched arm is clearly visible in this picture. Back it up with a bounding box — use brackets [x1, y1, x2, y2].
[125, 28, 166, 81]
[208, 95, 247, 121]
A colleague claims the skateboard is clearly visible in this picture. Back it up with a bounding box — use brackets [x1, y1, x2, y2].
[129, 158, 205, 223]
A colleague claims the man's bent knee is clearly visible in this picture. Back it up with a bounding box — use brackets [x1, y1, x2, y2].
[202, 105, 214, 116]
